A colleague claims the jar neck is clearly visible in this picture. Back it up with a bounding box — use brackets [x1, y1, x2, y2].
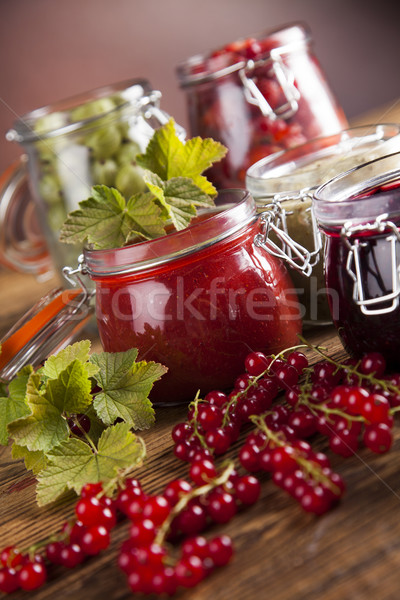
[83, 189, 256, 278]
[313, 152, 400, 231]
[6, 79, 155, 144]
[176, 23, 310, 87]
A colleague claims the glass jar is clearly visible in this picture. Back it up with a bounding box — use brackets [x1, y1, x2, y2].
[246, 124, 400, 326]
[176, 22, 348, 189]
[313, 152, 400, 364]
[0, 156, 51, 277]
[80, 189, 301, 403]
[5, 79, 183, 279]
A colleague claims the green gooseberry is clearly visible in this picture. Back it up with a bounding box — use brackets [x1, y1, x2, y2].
[116, 140, 141, 165]
[85, 125, 122, 160]
[115, 163, 147, 197]
[91, 158, 118, 186]
[34, 111, 67, 135]
[38, 173, 62, 205]
[47, 204, 67, 230]
[70, 98, 116, 123]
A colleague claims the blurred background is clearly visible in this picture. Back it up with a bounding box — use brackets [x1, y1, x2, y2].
[1, 0, 399, 174]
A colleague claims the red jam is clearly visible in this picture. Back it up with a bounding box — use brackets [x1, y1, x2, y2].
[177, 23, 348, 189]
[84, 190, 301, 403]
[314, 156, 400, 365]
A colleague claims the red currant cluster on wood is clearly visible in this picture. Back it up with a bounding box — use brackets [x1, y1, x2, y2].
[0, 462, 260, 596]
[172, 346, 400, 515]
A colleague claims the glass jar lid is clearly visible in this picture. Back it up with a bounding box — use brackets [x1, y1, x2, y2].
[246, 124, 400, 201]
[313, 151, 400, 229]
[6, 79, 160, 144]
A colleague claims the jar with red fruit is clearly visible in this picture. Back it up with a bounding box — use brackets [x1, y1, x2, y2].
[82, 189, 301, 403]
[176, 23, 348, 189]
[313, 152, 400, 365]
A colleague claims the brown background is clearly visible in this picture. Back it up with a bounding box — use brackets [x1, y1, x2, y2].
[0, 0, 400, 173]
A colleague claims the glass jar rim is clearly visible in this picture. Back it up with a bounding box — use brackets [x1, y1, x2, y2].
[246, 124, 400, 201]
[83, 189, 255, 278]
[6, 78, 156, 144]
[313, 151, 400, 228]
[176, 22, 310, 87]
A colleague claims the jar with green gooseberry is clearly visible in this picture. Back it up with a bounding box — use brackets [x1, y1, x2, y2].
[6, 79, 184, 279]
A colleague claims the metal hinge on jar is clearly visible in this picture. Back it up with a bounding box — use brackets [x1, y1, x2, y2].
[254, 195, 322, 276]
[254, 203, 314, 276]
[342, 215, 400, 316]
[239, 54, 300, 120]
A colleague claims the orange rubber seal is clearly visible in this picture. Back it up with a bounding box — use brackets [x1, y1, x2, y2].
[0, 288, 83, 371]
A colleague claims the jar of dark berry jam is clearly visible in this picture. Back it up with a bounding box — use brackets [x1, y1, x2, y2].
[313, 152, 400, 364]
[176, 22, 348, 188]
[81, 189, 301, 403]
[246, 124, 400, 327]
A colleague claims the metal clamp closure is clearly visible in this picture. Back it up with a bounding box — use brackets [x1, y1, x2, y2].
[239, 54, 300, 120]
[254, 203, 313, 276]
[342, 214, 400, 316]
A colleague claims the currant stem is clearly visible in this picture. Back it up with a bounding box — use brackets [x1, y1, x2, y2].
[154, 462, 235, 546]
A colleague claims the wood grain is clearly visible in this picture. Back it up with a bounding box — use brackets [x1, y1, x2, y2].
[1, 268, 400, 600]
[2, 97, 400, 599]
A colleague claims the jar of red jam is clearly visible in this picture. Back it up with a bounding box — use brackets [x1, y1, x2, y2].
[81, 189, 301, 403]
[176, 22, 348, 188]
[313, 152, 400, 364]
[246, 124, 400, 327]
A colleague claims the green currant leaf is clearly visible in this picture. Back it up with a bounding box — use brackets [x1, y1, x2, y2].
[59, 185, 165, 249]
[144, 173, 214, 231]
[12, 443, 48, 475]
[136, 118, 227, 196]
[45, 359, 93, 416]
[0, 367, 32, 445]
[90, 350, 166, 428]
[42, 340, 98, 379]
[8, 373, 69, 452]
[36, 423, 145, 506]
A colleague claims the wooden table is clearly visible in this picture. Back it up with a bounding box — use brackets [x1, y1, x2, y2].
[2, 102, 400, 600]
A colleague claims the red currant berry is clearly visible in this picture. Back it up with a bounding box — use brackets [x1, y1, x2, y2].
[234, 475, 261, 505]
[204, 390, 228, 407]
[0, 568, 19, 593]
[176, 503, 207, 536]
[172, 422, 193, 443]
[190, 458, 217, 485]
[360, 352, 386, 378]
[360, 393, 392, 425]
[45, 541, 64, 565]
[208, 535, 234, 567]
[129, 519, 156, 547]
[59, 543, 85, 568]
[0, 546, 22, 569]
[197, 404, 223, 431]
[239, 444, 261, 472]
[207, 491, 237, 524]
[175, 555, 205, 588]
[286, 351, 308, 373]
[164, 479, 192, 506]
[205, 428, 231, 455]
[182, 536, 209, 559]
[244, 351, 269, 376]
[80, 525, 110, 555]
[363, 423, 393, 453]
[329, 430, 358, 457]
[17, 562, 47, 591]
[142, 495, 170, 526]
[275, 364, 299, 389]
